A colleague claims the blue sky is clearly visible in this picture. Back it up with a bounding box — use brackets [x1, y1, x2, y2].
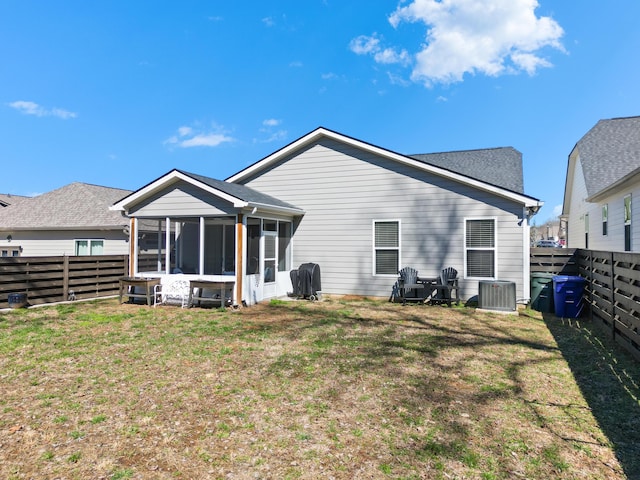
[2, 0, 639, 224]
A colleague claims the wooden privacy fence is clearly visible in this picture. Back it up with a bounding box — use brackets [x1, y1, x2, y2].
[575, 250, 640, 362]
[530, 247, 578, 275]
[530, 247, 640, 362]
[0, 255, 129, 309]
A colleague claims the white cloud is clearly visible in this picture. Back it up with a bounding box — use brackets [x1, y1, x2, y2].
[178, 126, 193, 137]
[8, 100, 77, 119]
[353, 0, 564, 86]
[165, 124, 234, 149]
[374, 47, 411, 65]
[349, 34, 381, 55]
[349, 34, 411, 67]
[387, 72, 411, 87]
[262, 16, 275, 27]
[256, 119, 287, 143]
[552, 203, 563, 217]
[321, 72, 339, 80]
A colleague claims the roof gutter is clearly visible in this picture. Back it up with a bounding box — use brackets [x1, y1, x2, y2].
[244, 202, 305, 216]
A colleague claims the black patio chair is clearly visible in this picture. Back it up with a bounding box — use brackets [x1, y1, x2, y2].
[397, 267, 426, 305]
[430, 267, 459, 306]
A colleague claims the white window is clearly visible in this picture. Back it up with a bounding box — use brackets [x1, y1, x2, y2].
[585, 213, 589, 249]
[278, 221, 292, 272]
[75, 239, 104, 256]
[373, 220, 400, 275]
[602, 204, 608, 236]
[465, 218, 496, 278]
[624, 195, 632, 251]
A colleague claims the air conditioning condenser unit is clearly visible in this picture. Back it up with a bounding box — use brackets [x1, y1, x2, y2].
[478, 280, 516, 312]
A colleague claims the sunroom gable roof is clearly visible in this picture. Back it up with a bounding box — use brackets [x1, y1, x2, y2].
[111, 169, 304, 215]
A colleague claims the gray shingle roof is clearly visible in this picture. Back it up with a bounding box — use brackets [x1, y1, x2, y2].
[409, 147, 524, 194]
[0, 193, 30, 207]
[574, 116, 640, 197]
[176, 169, 302, 210]
[0, 182, 131, 230]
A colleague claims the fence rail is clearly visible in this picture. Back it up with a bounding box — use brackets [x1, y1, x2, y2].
[575, 250, 640, 362]
[0, 255, 129, 309]
[530, 248, 640, 362]
[530, 247, 578, 274]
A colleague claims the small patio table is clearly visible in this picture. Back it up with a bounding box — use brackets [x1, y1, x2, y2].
[119, 277, 161, 305]
[187, 279, 235, 308]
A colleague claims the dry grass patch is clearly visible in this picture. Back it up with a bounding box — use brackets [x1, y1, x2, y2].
[0, 297, 638, 479]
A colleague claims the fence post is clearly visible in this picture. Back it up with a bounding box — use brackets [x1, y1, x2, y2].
[610, 251, 615, 340]
[63, 255, 69, 302]
[124, 255, 129, 277]
[588, 250, 593, 320]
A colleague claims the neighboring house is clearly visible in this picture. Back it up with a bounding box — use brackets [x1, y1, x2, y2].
[113, 127, 542, 306]
[562, 116, 640, 252]
[0, 182, 132, 257]
[0, 193, 29, 208]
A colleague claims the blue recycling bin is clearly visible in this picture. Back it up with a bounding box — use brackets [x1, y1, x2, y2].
[552, 275, 586, 318]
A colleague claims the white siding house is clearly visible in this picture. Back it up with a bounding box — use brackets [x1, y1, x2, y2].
[562, 116, 640, 252]
[227, 128, 542, 303]
[0, 183, 131, 257]
[113, 128, 542, 306]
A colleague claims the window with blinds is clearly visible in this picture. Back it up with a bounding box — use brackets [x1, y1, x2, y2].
[374, 220, 399, 275]
[465, 219, 495, 278]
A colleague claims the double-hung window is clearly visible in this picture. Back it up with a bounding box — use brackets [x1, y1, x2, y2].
[75, 239, 104, 256]
[373, 220, 400, 275]
[465, 218, 496, 278]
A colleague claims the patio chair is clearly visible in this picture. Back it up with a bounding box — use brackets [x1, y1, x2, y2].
[153, 278, 190, 308]
[397, 267, 426, 305]
[430, 267, 459, 306]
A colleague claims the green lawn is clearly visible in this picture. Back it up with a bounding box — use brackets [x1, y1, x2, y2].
[0, 298, 638, 479]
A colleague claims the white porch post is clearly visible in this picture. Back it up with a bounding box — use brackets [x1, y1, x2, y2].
[156, 221, 162, 272]
[199, 216, 205, 275]
[131, 217, 138, 276]
[235, 214, 244, 306]
[165, 217, 171, 274]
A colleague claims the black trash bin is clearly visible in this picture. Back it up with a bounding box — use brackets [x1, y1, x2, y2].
[530, 273, 554, 312]
[552, 275, 586, 318]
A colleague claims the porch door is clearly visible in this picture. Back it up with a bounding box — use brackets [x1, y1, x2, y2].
[263, 230, 277, 298]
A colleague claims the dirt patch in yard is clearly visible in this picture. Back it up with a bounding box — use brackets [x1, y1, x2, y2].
[0, 298, 638, 479]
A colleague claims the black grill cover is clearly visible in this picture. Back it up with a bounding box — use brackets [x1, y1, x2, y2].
[292, 263, 321, 297]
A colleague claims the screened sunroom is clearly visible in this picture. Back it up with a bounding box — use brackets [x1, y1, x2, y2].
[111, 170, 303, 306]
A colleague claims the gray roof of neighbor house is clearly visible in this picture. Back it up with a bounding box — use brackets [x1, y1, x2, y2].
[0, 193, 30, 207]
[409, 147, 524, 194]
[177, 169, 302, 210]
[0, 182, 131, 230]
[574, 116, 640, 197]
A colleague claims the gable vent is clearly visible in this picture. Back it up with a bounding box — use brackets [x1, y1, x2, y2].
[478, 280, 516, 312]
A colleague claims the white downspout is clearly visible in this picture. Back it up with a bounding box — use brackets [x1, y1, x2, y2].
[522, 209, 531, 304]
